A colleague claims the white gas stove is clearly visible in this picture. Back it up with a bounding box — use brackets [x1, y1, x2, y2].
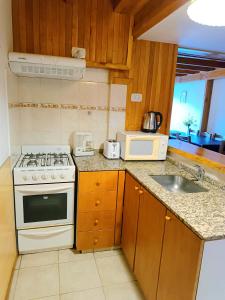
[14, 145, 75, 254]
[14, 145, 75, 185]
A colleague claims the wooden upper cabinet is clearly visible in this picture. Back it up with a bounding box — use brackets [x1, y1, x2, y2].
[121, 173, 141, 270]
[12, 0, 133, 68]
[134, 189, 166, 300]
[157, 211, 203, 300]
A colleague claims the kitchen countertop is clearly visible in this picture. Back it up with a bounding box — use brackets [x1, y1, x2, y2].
[74, 153, 225, 241]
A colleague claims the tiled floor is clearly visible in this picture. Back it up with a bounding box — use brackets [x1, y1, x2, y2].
[9, 249, 144, 300]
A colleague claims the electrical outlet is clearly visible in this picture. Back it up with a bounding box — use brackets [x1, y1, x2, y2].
[131, 93, 142, 102]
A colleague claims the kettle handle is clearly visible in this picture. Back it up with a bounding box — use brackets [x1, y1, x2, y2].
[155, 112, 163, 130]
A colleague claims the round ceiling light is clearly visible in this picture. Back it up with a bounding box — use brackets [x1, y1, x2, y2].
[187, 0, 225, 27]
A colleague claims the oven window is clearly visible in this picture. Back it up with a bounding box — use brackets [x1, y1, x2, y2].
[130, 140, 153, 156]
[23, 193, 67, 223]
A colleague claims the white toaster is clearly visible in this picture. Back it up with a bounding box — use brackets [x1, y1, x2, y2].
[103, 140, 120, 159]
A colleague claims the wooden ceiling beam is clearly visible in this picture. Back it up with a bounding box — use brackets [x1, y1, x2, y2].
[176, 68, 200, 74]
[113, 0, 149, 15]
[133, 0, 190, 38]
[176, 63, 215, 72]
[177, 56, 225, 69]
[176, 68, 225, 82]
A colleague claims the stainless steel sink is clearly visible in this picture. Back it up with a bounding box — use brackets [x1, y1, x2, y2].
[151, 175, 208, 193]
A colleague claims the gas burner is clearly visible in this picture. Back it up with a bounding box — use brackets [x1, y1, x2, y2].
[27, 159, 38, 167]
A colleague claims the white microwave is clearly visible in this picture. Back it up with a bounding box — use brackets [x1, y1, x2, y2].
[117, 131, 169, 161]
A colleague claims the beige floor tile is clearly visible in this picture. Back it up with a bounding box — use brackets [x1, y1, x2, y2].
[14, 264, 59, 300]
[20, 251, 58, 268]
[94, 249, 122, 259]
[95, 255, 134, 286]
[59, 260, 101, 294]
[33, 296, 60, 300]
[15, 256, 22, 270]
[58, 249, 94, 263]
[104, 282, 144, 300]
[60, 288, 105, 300]
[8, 270, 19, 300]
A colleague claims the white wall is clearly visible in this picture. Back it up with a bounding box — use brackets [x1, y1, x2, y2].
[14, 69, 127, 149]
[170, 80, 206, 133]
[207, 78, 225, 137]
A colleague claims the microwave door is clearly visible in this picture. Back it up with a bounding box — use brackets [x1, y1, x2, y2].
[127, 138, 160, 160]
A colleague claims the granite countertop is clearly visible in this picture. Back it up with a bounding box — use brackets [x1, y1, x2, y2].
[74, 153, 225, 241]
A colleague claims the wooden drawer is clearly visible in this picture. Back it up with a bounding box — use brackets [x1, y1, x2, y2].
[78, 190, 117, 211]
[77, 230, 115, 250]
[77, 211, 115, 232]
[79, 171, 118, 193]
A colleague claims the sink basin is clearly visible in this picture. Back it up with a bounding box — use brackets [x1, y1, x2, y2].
[151, 175, 208, 193]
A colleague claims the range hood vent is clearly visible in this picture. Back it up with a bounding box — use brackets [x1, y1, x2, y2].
[8, 52, 86, 80]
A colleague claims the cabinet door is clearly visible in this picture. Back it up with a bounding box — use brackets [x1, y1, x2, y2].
[121, 173, 141, 270]
[134, 190, 166, 300]
[157, 211, 203, 300]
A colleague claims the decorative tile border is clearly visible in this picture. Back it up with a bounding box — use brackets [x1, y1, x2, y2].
[9, 102, 126, 112]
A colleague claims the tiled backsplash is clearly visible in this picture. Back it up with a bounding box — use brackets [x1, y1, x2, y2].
[8, 69, 127, 150]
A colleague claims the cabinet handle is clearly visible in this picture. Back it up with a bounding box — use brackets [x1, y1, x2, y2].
[94, 238, 98, 245]
[139, 190, 143, 195]
[95, 200, 101, 206]
[165, 216, 171, 221]
[94, 219, 99, 226]
[134, 186, 139, 191]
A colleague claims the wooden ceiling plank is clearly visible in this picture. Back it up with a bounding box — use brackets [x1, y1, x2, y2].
[176, 64, 215, 72]
[133, 0, 190, 38]
[176, 68, 225, 82]
[113, 0, 149, 15]
[177, 56, 225, 69]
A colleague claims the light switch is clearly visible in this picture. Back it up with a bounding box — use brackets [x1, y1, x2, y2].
[131, 93, 142, 102]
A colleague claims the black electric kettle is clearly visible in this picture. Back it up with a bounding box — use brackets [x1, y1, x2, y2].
[142, 111, 163, 133]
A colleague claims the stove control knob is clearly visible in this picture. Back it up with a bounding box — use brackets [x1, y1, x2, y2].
[51, 174, 56, 180]
[32, 175, 38, 181]
[60, 174, 65, 179]
[23, 176, 28, 181]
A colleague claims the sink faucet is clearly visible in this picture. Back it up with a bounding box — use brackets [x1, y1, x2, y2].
[194, 165, 205, 181]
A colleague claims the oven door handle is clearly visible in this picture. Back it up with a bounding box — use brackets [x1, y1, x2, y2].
[16, 185, 72, 194]
[19, 227, 71, 238]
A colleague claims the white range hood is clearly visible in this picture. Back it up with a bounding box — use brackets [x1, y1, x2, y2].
[8, 52, 86, 80]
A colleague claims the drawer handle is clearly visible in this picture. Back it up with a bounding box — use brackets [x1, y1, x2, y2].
[134, 186, 139, 191]
[96, 182, 100, 186]
[94, 219, 99, 226]
[95, 200, 101, 206]
[165, 216, 171, 221]
[94, 238, 99, 245]
[139, 190, 143, 195]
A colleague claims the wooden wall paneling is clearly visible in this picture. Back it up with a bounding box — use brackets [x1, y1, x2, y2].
[12, 0, 20, 52]
[33, 0, 40, 54]
[125, 41, 178, 133]
[113, 0, 149, 15]
[201, 80, 214, 132]
[115, 171, 125, 245]
[19, 0, 27, 52]
[72, 0, 78, 48]
[65, 0, 73, 57]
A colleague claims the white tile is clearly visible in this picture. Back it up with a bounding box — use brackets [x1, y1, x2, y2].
[8, 270, 18, 300]
[14, 264, 59, 300]
[78, 82, 109, 106]
[20, 251, 58, 268]
[109, 84, 127, 107]
[59, 260, 101, 294]
[95, 255, 134, 286]
[94, 249, 122, 259]
[82, 68, 109, 83]
[60, 81, 80, 103]
[15, 256, 21, 270]
[108, 111, 125, 140]
[60, 288, 105, 300]
[18, 77, 41, 102]
[59, 249, 94, 263]
[104, 282, 144, 300]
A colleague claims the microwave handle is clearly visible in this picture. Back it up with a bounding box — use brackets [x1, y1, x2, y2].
[16, 185, 71, 194]
[19, 227, 70, 238]
[156, 112, 163, 130]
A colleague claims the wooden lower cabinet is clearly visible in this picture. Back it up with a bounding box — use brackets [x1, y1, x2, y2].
[157, 211, 203, 300]
[121, 173, 141, 270]
[76, 170, 125, 251]
[134, 189, 166, 300]
[122, 173, 203, 300]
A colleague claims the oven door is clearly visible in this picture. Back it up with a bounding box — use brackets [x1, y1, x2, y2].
[15, 183, 74, 229]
